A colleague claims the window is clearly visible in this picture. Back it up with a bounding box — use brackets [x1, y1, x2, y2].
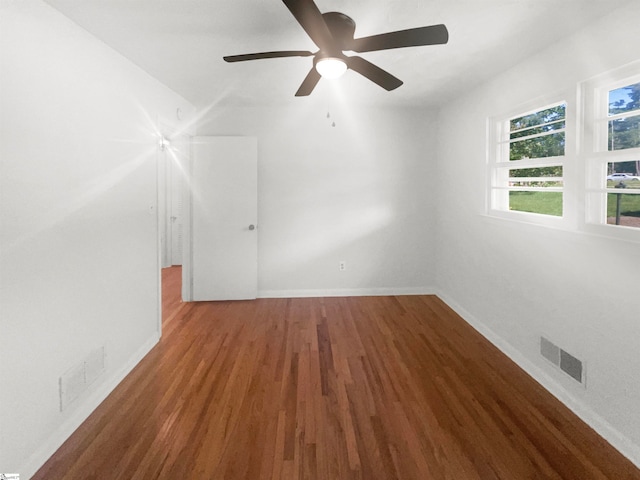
[487, 61, 639, 240]
[490, 102, 567, 219]
[608, 81, 640, 151]
[584, 69, 640, 232]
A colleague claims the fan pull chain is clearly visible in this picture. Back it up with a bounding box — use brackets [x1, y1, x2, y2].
[326, 110, 336, 128]
[326, 90, 336, 127]
[326, 110, 335, 127]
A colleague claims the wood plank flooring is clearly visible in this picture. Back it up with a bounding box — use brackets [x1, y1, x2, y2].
[34, 266, 640, 479]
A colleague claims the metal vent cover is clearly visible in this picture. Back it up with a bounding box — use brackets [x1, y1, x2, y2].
[540, 336, 584, 384]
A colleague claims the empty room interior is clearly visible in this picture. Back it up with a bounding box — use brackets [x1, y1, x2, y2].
[2, 0, 640, 478]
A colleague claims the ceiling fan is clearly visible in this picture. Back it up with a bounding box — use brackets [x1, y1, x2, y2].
[223, 0, 448, 97]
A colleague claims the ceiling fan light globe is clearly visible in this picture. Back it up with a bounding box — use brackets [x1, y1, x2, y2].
[315, 58, 347, 79]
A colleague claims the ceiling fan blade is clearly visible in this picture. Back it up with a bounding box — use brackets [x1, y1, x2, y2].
[295, 68, 321, 96]
[282, 0, 339, 52]
[349, 24, 448, 53]
[224, 50, 314, 62]
[345, 56, 403, 91]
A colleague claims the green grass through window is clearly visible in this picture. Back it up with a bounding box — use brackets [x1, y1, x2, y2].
[607, 193, 640, 218]
[509, 191, 563, 216]
[507, 191, 640, 223]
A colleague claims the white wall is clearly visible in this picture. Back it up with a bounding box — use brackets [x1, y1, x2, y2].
[198, 103, 437, 297]
[4, 0, 635, 476]
[435, 3, 640, 466]
[0, 2, 194, 476]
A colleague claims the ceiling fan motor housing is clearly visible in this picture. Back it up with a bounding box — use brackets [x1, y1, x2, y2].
[321, 11, 356, 49]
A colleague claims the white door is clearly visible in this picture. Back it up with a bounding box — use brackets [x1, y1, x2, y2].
[189, 136, 258, 301]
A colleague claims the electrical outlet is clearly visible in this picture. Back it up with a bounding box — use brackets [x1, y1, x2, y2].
[339, 261, 346, 271]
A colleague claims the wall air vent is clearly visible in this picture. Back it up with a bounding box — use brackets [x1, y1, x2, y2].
[540, 336, 584, 384]
[59, 346, 106, 411]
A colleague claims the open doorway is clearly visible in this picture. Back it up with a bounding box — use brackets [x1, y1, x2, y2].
[159, 134, 188, 269]
[158, 132, 190, 334]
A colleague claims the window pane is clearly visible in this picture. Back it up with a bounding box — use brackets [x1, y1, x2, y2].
[510, 120, 565, 140]
[510, 104, 566, 132]
[608, 82, 640, 116]
[607, 193, 640, 228]
[509, 191, 563, 216]
[608, 115, 640, 150]
[509, 166, 563, 187]
[607, 161, 640, 189]
[510, 132, 565, 160]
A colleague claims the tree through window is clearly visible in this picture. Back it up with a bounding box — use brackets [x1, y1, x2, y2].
[608, 81, 640, 152]
[491, 102, 566, 217]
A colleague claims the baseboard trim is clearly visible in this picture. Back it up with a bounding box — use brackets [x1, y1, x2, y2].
[21, 333, 160, 479]
[436, 290, 640, 469]
[258, 286, 436, 299]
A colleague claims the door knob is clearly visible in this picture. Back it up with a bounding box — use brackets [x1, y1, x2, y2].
[249, 224, 256, 231]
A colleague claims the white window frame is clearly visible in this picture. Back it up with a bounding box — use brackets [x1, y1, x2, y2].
[487, 94, 576, 228]
[581, 61, 640, 242]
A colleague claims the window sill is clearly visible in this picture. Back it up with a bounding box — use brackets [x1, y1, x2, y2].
[485, 208, 570, 231]
[581, 222, 640, 244]
[482, 210, 640, 244]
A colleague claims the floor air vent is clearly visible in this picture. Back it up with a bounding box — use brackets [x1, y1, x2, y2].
[540, 336, 584, 384]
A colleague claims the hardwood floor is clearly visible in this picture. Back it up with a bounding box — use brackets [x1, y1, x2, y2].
[34, 266, 640, 479]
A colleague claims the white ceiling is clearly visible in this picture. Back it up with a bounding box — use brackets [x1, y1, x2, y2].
[45, 0, 630, 109]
